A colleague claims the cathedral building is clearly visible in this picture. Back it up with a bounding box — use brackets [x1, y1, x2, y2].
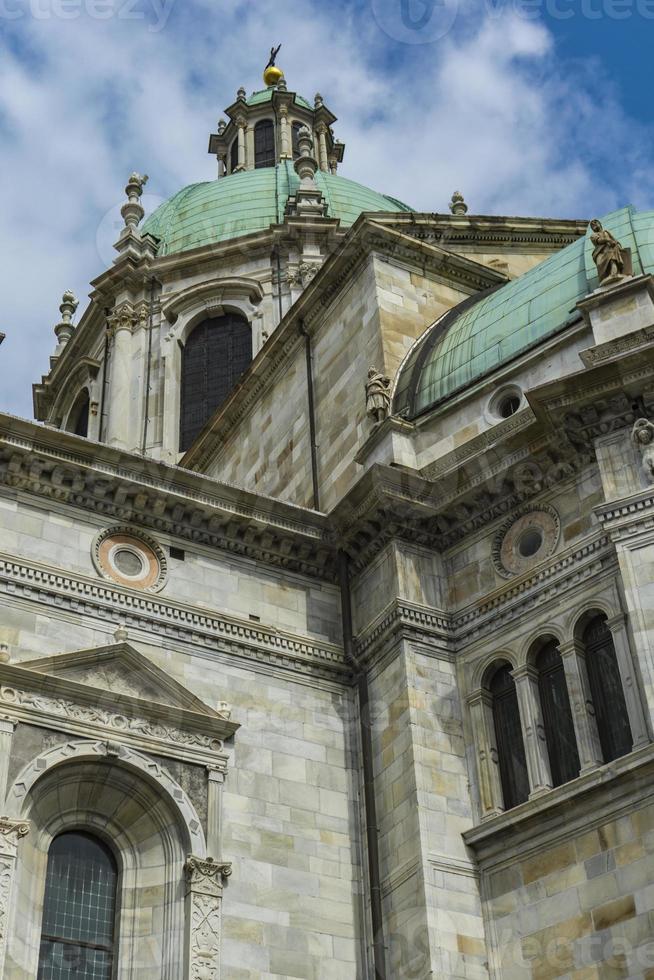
[2, 55, 654, 978]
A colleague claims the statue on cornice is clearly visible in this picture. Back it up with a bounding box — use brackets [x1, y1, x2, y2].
[631, 418, 654, 483]
[365, 367, 391, 424]
[590, 219, 630, 285]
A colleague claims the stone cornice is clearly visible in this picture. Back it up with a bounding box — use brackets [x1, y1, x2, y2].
[464, 742, 654, 867]
[0, 552, 347, 682]
[0, 415, 336, 581]
[373, 212, 588, 251]
[0, 660, 232, 769]
[354, 599, 453, 664]
[453, 532, 616, 645]
[352, 532, 616, 661]
[595, 486, 654, 542]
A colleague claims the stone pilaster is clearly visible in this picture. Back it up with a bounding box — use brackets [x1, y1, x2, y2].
[279, 106, 290, 159]
[0, 719, 16, 807]
[106, 303, 137, 450]
[559, 639, 604, 773]
[606, 614, 651, 750]
[184, 856, 231, 980]
[206, 766, 225, 858]
[316, 123, 329, 172]
[235, 117, 246, 172]
[0, 818, 29, 976]
[512, 665, 553, 797]
[468, 688, 505, 817]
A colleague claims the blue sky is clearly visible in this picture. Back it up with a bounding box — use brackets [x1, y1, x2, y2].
[0, 0, 652, 418]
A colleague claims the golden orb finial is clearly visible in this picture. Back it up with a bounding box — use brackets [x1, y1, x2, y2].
[264, 44, 283, 87]
[263, 65, 284, 87]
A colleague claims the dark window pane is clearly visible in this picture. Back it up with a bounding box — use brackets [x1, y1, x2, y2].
[490, 665, 529, 810]
[230, 136, 239, 173]
[180, 315, 252, 451]
[38, 832, 117, 980]
[67, 391, 89, 438]
[255, 120, 275, 169]
[584, 616, 632, 762]
[537, 642, 580, 786]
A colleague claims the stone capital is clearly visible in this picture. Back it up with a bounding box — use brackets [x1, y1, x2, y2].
[207, 765, 226, 783]
[185, 855, 232, 896]
[107, 302, 137, 336]
[0, 817, 29, 857]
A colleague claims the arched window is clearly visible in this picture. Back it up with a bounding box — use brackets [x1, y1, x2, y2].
[292, 122, 304, 160]
[536, 641, 580, 786]
[489, 664, 529, 810]
[38, 831, 118, 979]
[65, 389, 90, 437]
[230, 135, 239, 174]
[254, 119, 275, 169]
[180, 314, 252, 451]
[583, 615, 632, 762]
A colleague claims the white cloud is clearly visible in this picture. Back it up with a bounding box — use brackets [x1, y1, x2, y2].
[0, 0, 652, 417]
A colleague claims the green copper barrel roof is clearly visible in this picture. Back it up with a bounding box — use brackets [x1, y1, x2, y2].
[394, 206, 654, 419]
[141, 162, 413, 256]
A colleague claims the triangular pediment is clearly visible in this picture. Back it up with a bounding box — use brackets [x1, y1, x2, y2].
[18, 642, 225, 719]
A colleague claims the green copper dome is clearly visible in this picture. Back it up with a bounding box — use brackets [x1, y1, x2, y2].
[142, 162, 413, 256]
[394, 206, 654, 419]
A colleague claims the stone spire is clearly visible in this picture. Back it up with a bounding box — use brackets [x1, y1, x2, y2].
[287, 126, 327, 218]
[121, 172, 149, 231]
[52, 290, 79, 360]
[450, 191, 469, 216]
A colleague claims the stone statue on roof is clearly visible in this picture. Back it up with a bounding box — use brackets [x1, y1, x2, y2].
[632, 418, 654, 483]
[590, 219, 630, 285]
[365, 368, 391, 424]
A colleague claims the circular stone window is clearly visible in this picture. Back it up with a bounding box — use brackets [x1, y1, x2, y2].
[489, 386, 523, 421]
[492, 506, 560, 579]
[92, 527, 167, 592]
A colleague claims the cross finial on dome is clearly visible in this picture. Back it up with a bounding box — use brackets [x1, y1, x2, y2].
[263, 43, 284, 87]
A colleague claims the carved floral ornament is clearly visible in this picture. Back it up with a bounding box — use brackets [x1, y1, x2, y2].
[92, 525, 168, 592]
[492, 504, 561, 579]
[0, 683, 224, 754]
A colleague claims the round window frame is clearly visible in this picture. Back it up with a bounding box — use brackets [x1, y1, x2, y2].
[92, 527, 168, 593]
[492, 505, 560, 579]
[488, 385, 524, 423]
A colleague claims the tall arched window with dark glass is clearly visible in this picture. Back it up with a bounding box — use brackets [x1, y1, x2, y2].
[489, 663, 529, 810]
[230, 135, 239, 174]
[536, 640, 580, 786]
[583, 614, 632, 762]
[292, 122, 304, 160]
[66, 389, 90, 437]
[180, 314, 252, 451]
[37, 831, 118, 979]
[254, 119, 275, 169]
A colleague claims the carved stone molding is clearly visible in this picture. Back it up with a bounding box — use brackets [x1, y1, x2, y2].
[0, 554, 346, 683]
[185, 856, 231, 980]
[0, 818, 29, 973]
[7, 740, 206, 854]
[0, 683, 224, 756]
[0, 818, 29, 858]
[0, 426, 335, 582]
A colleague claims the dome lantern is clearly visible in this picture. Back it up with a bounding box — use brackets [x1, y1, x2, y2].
[208, 58, 346, 179]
